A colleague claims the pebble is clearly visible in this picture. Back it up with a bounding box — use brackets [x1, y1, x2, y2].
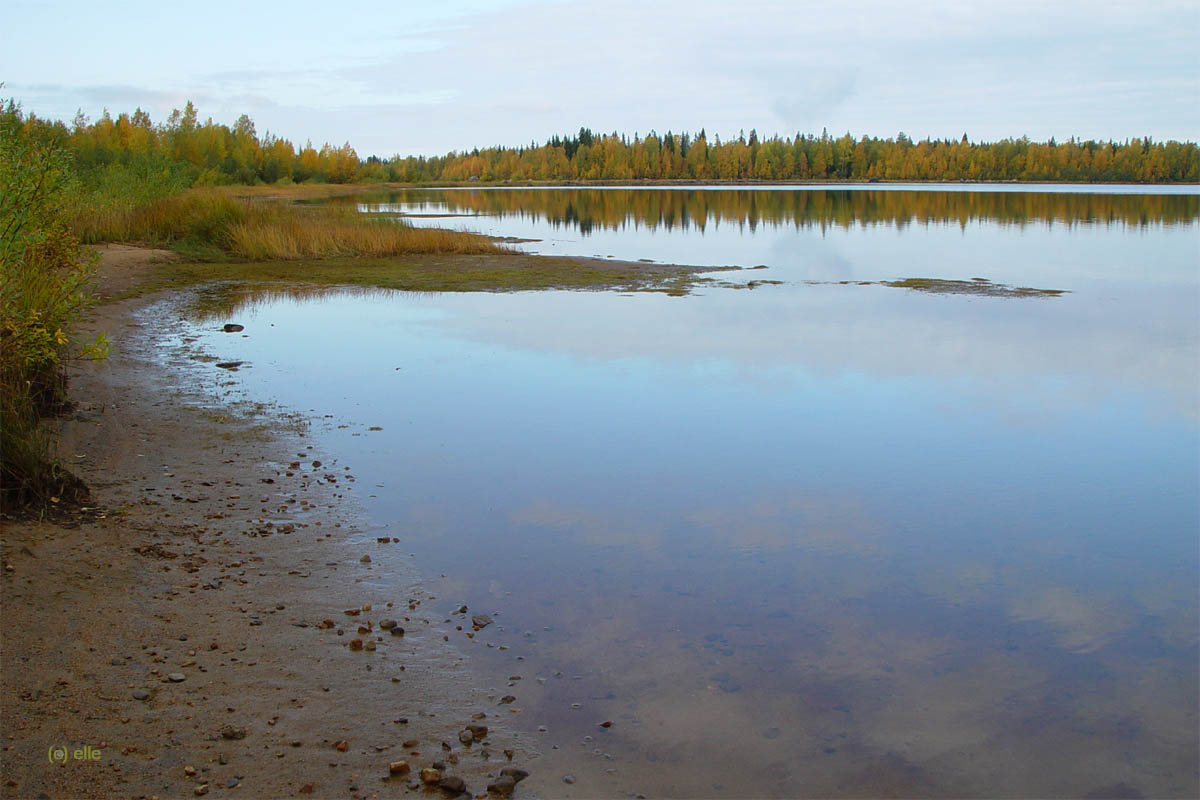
[379, 619, 397, 630]
[388, 760, 410, 775]
[458, 729, 475, 745]
[194, 784, 209, 796]
[349, 639, 363, 651]
[168, 673, 186, 682]
[335, 740, 349, 752]
[360, 554, 371, 563]
[390, 627, 406, 637]
[487, 775, 516, 796]
[402, 738, 418, 749]
[471, 614, 492, 630]
[220, 726, 246, 740]
[438, 775, 466, 795]
[133, 689, 150, 701]
[563, 775, 576, 784]
[499, 768, 529, 783]
[419, 767, 442, 785]
[499, 695, 516, 705]
[467, 725, 488, 739]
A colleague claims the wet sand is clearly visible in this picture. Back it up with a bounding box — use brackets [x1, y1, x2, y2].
[0, 246, 541, 799]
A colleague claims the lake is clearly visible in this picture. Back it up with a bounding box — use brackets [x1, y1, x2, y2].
[168, 186, 1198, 797]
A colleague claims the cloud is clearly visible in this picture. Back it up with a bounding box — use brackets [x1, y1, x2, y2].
[4, 0, 1197, 152]
[770, 71, 860, 132]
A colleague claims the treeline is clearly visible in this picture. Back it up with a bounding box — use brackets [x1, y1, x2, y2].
[439, 128, 1199, 184]
[12, 102, 1200, 186]
[56, 102, 365, 186]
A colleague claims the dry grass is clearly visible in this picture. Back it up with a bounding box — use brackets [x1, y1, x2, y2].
[225, 210, 500, 260]
[74, 188, 503, 260]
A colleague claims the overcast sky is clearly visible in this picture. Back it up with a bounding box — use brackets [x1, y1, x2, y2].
[3, 0, 1197, 157]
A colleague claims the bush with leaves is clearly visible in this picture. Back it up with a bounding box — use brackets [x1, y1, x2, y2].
[1, 98, 106, 510]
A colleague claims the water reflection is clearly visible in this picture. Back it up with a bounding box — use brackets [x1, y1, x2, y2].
[172, 188, 1198, 798]
[351, 186, 1199, 233]
[349, 187, 1200, 293]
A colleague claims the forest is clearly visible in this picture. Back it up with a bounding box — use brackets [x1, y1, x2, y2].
[21, 102, 1200, 189]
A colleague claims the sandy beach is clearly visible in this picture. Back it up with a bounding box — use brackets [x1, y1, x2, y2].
[1, 246, 540, 800]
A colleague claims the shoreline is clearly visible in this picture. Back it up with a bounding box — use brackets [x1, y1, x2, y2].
[0, 249, 546, 799]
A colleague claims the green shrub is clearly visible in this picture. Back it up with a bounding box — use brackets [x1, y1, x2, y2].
[1, 99, 105, 510]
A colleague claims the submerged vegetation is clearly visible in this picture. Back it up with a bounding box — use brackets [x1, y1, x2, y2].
[153, 255, 712, 314]
[877, 278, 1067, 297]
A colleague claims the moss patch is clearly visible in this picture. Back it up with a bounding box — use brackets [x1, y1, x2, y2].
[817, 277, 1068, 298]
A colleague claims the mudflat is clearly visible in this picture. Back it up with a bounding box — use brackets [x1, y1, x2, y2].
[0, 246, 540, 799]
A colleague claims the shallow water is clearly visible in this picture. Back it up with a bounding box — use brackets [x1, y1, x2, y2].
[178, 186, 1197, 797]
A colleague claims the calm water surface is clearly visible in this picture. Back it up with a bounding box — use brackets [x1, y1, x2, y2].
[175, 187, 1197, 798]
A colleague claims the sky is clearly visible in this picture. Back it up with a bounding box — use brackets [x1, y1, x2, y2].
[3, 0, 1198, 157]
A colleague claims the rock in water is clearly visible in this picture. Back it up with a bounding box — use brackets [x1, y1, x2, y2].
[222, 324, 245, 333]
[471, 614, 493, 630]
